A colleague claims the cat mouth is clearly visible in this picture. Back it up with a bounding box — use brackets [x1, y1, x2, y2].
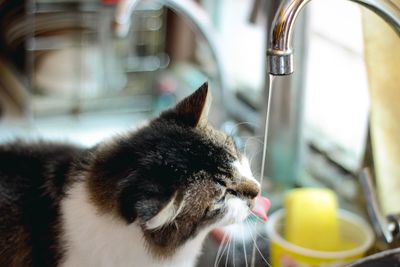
[250, 196, 270, 222]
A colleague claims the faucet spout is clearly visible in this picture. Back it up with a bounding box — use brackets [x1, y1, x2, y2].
[267, 0, 400, 75]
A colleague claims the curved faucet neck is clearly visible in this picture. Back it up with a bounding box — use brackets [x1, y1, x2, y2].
[267, 0, 400, 75]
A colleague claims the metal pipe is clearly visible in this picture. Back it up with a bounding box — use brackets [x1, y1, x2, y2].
[267, 0, 400, 75]
[359, 168, 400, 246]
[258, 0, 308, 189]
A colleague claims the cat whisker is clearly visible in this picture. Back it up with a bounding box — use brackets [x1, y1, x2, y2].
[244, 220, 272, 267]
[242, 135, 264, 143]
[232, 230, 236, 267]
[243, 136, 263, 158]
[243, 135, 263, 143]
[240, 223, 249, 267]
[219, 237, 231, 267]
[248, 210, 267, 224]
[247, 221, 271, 253]
[249, 224, 257, 267]
[225, 234, 232, 267]
[228, 122, 258, 137]
[241, 152, 258, 176]
[214, 231, 228, 267]
[246, 219, 271, 242]
[244, 148, 263, 180]
[248, 153, 257, 168]
[216, 232, 232, 267]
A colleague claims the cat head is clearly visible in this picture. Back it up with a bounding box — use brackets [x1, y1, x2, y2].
[88, 82, 260, 257]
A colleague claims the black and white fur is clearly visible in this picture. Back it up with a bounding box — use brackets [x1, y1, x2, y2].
[0, 83, 260, 267]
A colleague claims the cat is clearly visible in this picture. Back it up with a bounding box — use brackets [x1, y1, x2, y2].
[0, 82, 260, 267]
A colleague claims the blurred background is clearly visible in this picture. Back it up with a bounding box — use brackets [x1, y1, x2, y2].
[0, 0, 369, 205]
[0, 0, 399, 266]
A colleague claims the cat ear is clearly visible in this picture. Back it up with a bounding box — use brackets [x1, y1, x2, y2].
[160, 82, 211, 128]
[145, 192, 184, 230]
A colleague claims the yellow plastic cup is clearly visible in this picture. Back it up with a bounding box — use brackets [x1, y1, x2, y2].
[284, 188, 340, 251]
[266, 209, 374, 267]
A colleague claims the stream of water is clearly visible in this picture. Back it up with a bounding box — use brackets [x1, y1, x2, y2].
[250, 74, 276, 267]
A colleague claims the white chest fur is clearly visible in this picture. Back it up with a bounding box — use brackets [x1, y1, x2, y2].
[60, 182, 207, 267]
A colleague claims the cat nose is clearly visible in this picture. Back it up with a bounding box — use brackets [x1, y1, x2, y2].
[237, 179, 260, 199]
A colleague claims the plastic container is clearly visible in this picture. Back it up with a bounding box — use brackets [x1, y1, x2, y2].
[266, 209, 374, 267]
[284, 188, 340, 251]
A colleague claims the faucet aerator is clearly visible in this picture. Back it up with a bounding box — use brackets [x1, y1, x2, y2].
[267, 51, 294, 76]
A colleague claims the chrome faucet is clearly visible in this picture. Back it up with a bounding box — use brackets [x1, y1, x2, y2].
[267, 0, 400, 75]
[264, 0, 400, 246]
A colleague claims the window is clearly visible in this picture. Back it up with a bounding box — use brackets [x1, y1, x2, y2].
[304, 0, 369, 171]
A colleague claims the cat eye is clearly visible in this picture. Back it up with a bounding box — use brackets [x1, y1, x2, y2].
[215, 179, 226, 187]
[216, 188, 239, 204]
[226, 189, 238, 197]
